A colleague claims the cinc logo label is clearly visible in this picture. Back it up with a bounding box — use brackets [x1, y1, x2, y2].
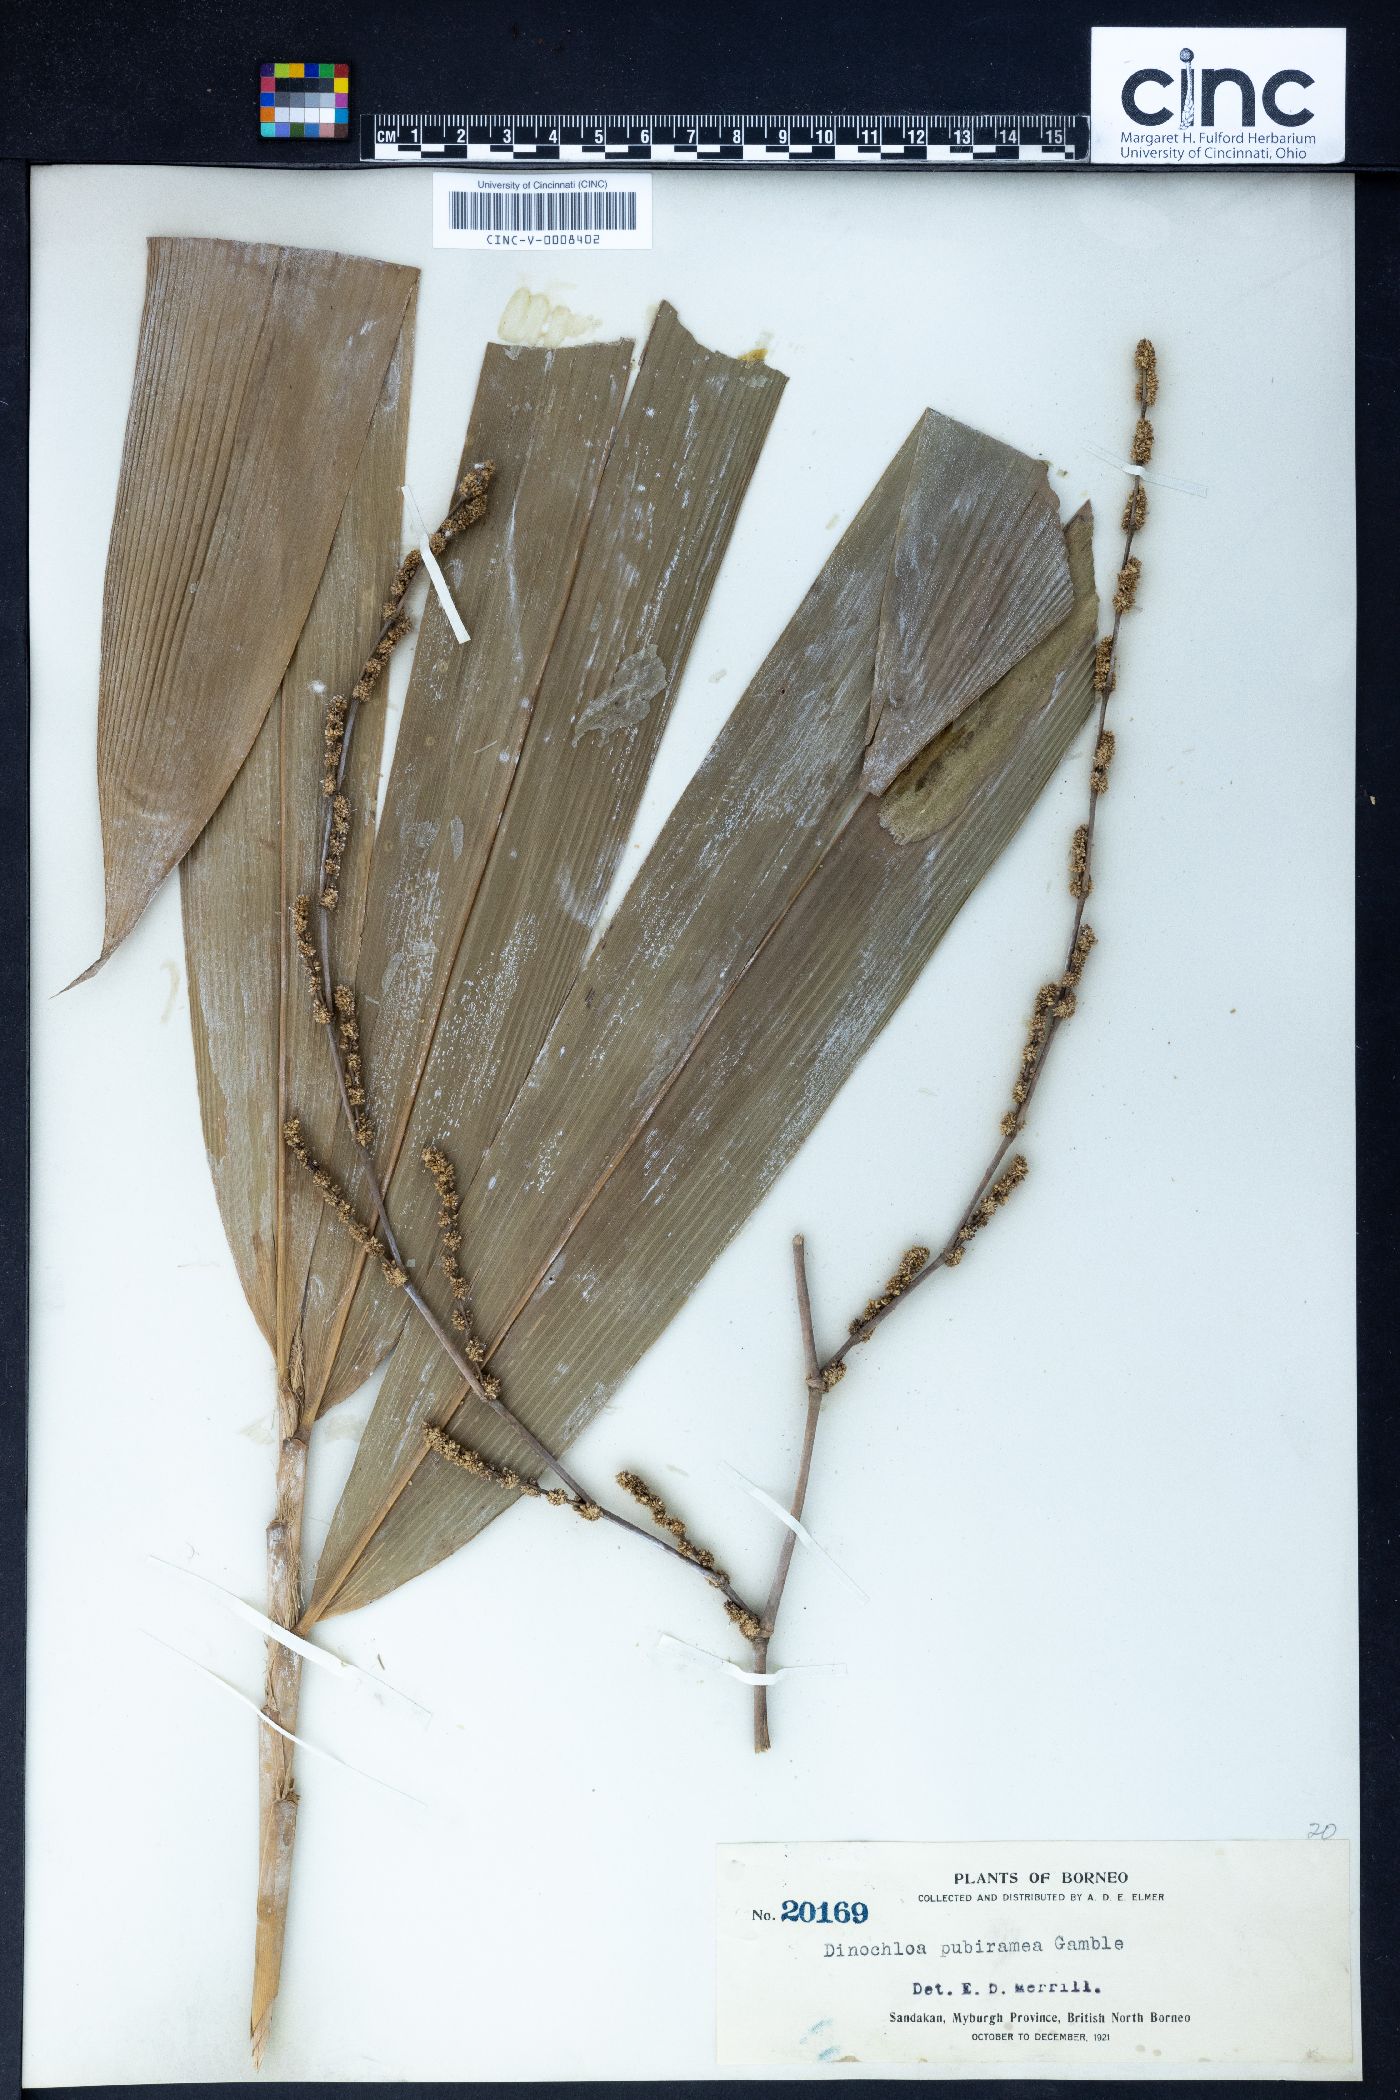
[1090, 27, 1345, 164]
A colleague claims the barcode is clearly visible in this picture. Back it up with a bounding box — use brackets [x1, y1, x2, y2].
[448, 188, 639, 233]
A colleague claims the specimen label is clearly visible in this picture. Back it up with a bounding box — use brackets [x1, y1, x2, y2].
[717, 1840, 1354, 2072]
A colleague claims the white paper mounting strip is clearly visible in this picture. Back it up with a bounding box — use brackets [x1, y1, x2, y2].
[142, 1633, 427, 1806]
[1081, 440, 1208, 497]
[656, 1632, 846, 1686]
[402, 483, 470, 641]
[726, 1464, 869, 1601]
[148, 1556, 429, 1717]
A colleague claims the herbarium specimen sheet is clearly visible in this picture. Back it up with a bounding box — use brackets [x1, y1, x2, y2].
[27, 166, 1357, 2083]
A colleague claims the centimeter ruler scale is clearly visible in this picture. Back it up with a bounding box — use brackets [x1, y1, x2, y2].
[364, 111, 1089, 164]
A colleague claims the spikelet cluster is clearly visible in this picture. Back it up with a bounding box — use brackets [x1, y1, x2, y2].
[1069, 823, 1093, 900]
[1004, 925, 1097, 1132]
[724, 1600, 765, 1642]
[351, 613, 412, 705]
[1113, 558, 1142, 616]
[282, 1117, 406, 1287]
[1121, 481, 1148, 534]
[322, 695, 348, 796]
[321, 793, 351, 910]
[1129, 342, 1158, 465]
[429, 463, 495, 555]
[422, 1422, 600, 1516]
[381, 545, 423, 621]
[617, 1470, 759, 1632]
[945, 1156, 1029, 1268]
[853, 1245, 931, 1334]
[1091, 731, 1116, 796]
[616, 1470, 730, 1580]
[291, 896, 330, 1025]
[419, 1145, 500, 1392]
[1093, 636, 1116, 697]
[333, 985, 372, 1147]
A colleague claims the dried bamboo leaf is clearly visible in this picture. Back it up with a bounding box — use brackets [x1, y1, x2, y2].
[84, 236, 417, 975]
[306, 413, 1097, 1620]
[178, 289, 419, 2063]
[291, 334, 635, 1409]
[306, 304, 787, 1415]
[181, 303, 417, 1366]
[864, 411, 1075, 793]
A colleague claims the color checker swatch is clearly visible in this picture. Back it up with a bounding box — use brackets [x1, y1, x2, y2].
[260, 64, 349, 139]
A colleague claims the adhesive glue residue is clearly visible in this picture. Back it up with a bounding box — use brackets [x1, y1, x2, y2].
[498, 289, 600, 348]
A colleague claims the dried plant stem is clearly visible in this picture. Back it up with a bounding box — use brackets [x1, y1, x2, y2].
[250, 1378, 307, 2064]
[752, 1236, 826, 1753]
[249, 475, 490, 2062]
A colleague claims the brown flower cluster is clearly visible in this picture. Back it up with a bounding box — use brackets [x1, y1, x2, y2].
[419, 1145, 502, 1398]
[282, 1116, 405, 1287]
[1004, 925, 1097, 1131]
[291, 895, 330, 1026]
[853, 1245, 931, 1334]
[381, 545, 423, 621]
[322, 694, 348, 797]
[1093, 636, 1116, 697]
[1113, 558, 1142, 616]
[616, 1470, 730, 1579]
[944, 1155, 1029, 1268]
[616, 1471, 760, 1632]
[428, 463, 495, 555]
[1090, 731, 1116, 796]
[422, 1422, 599, 1516]
[1130, 338, 1157, 463]
[321, 793, 351, 911]
[333, 985, 372, 1147]
[724, 1600, 764, 1643]
[351, 613, 412, 705]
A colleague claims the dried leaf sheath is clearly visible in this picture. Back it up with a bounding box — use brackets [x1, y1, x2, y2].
[306, 419, 1098, 1621]
[308, 304, 788, 1416]
[87, 237, 417, 975]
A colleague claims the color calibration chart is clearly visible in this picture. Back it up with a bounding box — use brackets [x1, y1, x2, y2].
[260, 64, 349, 140]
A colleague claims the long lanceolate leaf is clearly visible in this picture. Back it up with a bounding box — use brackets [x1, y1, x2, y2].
[85, 237, 417, 977]
[302, 304, 787, 1418]
[290, 331, 637, 1411]
[305, 413, 1098, 1621]
[181, 306, 418, 1361]
[178, 290, 419, 2059]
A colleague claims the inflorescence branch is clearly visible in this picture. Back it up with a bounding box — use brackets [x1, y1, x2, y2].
[751, 339, 1159, 1748]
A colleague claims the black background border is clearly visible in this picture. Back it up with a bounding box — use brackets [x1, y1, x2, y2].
[2, 4, 1395, 2098]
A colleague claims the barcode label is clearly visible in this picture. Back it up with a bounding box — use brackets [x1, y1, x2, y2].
[450, 188, 637, 232]
[433, 171, 651, 249]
